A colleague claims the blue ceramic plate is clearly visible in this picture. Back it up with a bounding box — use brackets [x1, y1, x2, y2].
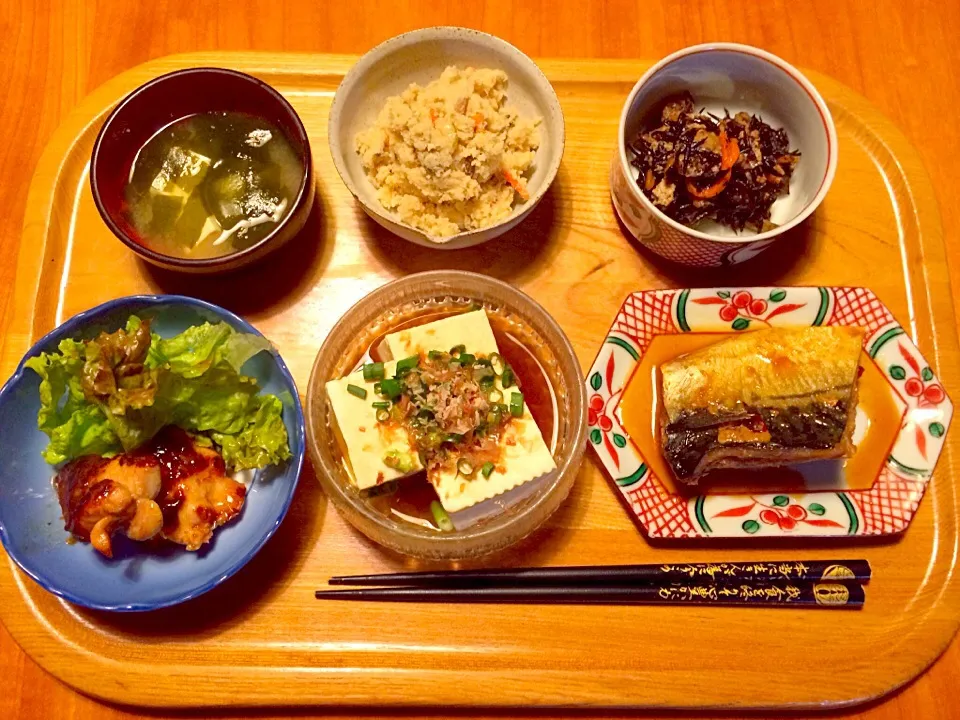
[0, 295, 305, 611]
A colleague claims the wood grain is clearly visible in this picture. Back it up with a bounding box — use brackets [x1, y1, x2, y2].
[3, 51, 957, 710]
[1, 1, 959, 718]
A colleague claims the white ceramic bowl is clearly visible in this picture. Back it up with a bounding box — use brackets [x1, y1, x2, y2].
[329, 27, 565, 250]
[611, 43, 838, 267]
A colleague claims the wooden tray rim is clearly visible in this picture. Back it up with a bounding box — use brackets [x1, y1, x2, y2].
[0, 50, 957, 710]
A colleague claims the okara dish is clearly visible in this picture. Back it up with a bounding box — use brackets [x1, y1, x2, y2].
[355, 66, 541, 239]
[660, 327, 863, 484]
[628, 92, 800, 233]
[26, 313, 291, 557]
[326, 310, 556, 529]
[328, 26, 564, 250]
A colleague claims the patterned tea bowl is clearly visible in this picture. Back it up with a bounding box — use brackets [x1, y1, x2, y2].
[611, 43, 838, 267]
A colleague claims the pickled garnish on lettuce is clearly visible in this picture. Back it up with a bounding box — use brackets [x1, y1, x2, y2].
[25, 315, 291, 470]
[627, 92, 801, 232]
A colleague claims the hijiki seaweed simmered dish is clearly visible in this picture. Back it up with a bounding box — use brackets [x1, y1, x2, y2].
[326, 310, 555, 530]
[26, 316, 291, 556]
[628, 92, 801, 232]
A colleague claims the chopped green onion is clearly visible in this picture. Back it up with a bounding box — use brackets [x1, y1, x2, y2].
[383, 449, 417, 472]
[396, 355, 420, 373]
[375, 409, 391, 422]
[481, 462, 495, 478]
[488, 389, 503, 403]
[347, 384, 367, 399]
[457, 353, 476, 365]
[380, 378, 403, 399]
[417, 408, 435, 420]
[486, 408, 501, 426]
[430, 501, 455, 532]
[489, 352, 504, 374]
[510, 391, 524, 418]
[501, 366, 516, 389]
[444, 432, 464, 444]
[373, 381, 383, 395]
[450, 344, 466, 358]
[475, 357, 492, 368]
[457, 458, 475, 477]
[372, 401, 390, 410]
[362, 362, 385, 381]
[428, 350, 448, 361]
[474, 365, 495, 382]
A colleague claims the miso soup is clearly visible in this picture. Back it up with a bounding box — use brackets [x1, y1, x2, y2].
[124, 111, 303, 259]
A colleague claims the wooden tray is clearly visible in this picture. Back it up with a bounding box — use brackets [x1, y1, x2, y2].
[0, 51, 958, 711]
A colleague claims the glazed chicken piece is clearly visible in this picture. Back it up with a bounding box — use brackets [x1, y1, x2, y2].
[55, 455, 164, 558]
[56, 426, 245, 556]
[147, 426, 246, 551]
[157, 441, 246, 551]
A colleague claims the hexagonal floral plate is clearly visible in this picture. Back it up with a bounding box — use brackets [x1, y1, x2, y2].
[586, 287, 953, 538]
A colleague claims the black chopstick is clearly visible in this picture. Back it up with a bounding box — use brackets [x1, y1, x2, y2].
[328, 559, 871, 588]
[315, 580, 865, 608]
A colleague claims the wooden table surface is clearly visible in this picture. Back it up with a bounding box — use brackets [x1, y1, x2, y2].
[1, 1, 958, 718]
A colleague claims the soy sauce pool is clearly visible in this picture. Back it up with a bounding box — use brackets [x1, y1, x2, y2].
[124, 111, 303, 259]
[364, 312, 557, 531]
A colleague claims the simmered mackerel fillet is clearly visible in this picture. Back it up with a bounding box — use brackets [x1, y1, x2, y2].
[659, 327, 864, 483]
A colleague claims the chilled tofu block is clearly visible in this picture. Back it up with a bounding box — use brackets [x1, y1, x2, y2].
[385, 310, 497, 360]
[385, 309, 557, 513]
[325, 361, 423, 491]
[432, 402, 557, 513]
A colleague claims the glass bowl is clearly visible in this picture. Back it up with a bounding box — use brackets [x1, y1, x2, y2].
[305, 271, 587, 559]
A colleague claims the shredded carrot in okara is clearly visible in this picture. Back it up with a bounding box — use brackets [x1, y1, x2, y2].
[502, 168, 529, 201]
[473, 113, 485, 132]
[429, 108, 439, 127]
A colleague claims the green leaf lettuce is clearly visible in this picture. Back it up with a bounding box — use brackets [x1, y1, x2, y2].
[26, 317, 290, 471]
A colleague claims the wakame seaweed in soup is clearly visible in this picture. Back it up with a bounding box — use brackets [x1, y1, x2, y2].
[124, 111, 302, 259]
